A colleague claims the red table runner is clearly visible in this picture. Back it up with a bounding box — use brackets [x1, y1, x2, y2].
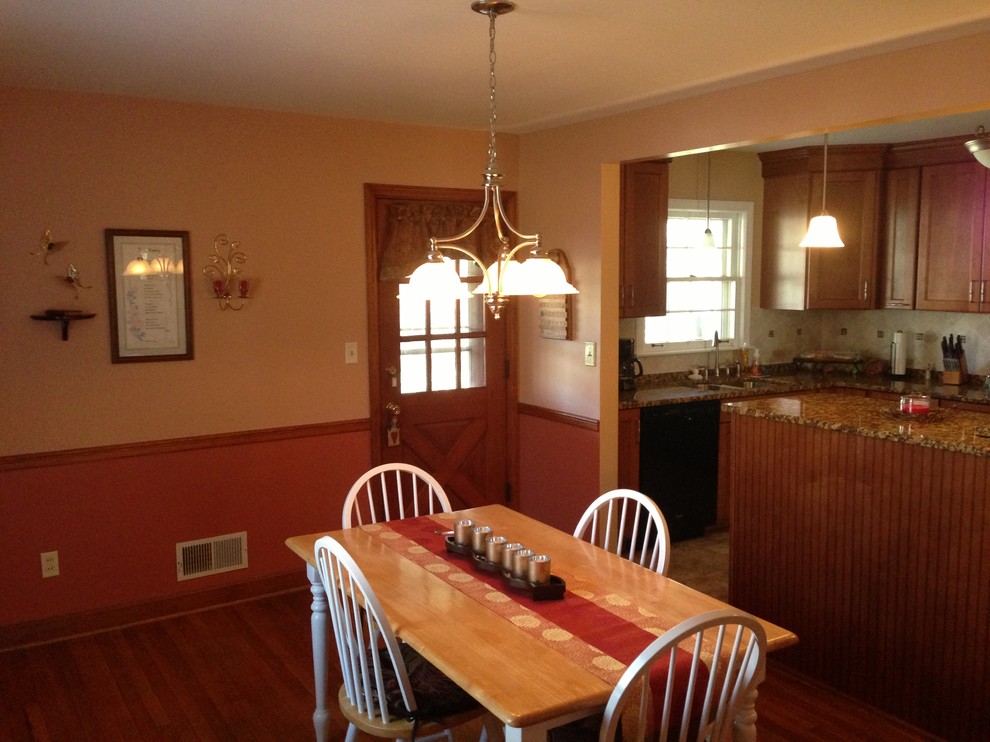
[366, 514, 704, 701]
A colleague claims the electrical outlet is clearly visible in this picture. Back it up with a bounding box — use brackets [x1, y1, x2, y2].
[584, 341, 597, 367]
[41, 551, 59, 578]
[344, 342, 358, 364]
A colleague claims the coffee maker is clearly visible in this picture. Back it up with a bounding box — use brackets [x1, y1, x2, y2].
[619, 338, 643, 391]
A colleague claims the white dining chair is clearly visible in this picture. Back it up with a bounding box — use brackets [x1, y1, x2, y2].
[599, 609, 767, 742]
[572, 489, 671, 575]
[342, 463, 452, 529]
[315, 535, 494, 741]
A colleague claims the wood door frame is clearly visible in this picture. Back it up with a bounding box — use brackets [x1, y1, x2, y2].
[363, 182, 519, 507]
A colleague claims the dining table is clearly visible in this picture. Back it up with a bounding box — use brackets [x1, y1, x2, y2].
[284, 503, 797, 742]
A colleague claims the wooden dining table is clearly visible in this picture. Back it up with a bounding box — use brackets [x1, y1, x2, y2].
[285, 504, 797, 742]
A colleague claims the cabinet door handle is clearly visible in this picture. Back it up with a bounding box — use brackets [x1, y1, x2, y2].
[982, 280, 987, 305]
[619, 284, 625, 309]
[863, 281, 868, 300]
[629, 285, 635, 307]
[970, 281, 979, 303]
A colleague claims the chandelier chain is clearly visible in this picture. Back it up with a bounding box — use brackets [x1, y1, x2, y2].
[487, 10, 499, 174]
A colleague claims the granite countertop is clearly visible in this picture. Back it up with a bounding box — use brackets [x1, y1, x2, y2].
[620, 371, 990, 410]
[723, 392, 990, 457]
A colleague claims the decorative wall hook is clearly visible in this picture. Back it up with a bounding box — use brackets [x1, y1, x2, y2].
[33, 229, 69, 264]
[203, 234, 250, 310]
[64, 263, 92, 297]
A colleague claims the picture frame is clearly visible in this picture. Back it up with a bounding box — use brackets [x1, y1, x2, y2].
[105, 229, 193, 363]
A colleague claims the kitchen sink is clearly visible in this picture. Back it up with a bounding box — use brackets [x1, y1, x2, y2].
[693, 377, 793, 391]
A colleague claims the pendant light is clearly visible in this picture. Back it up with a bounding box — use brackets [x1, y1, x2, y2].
[405, 0, 578, 319]
[965, 125, 990, 168]
[701, 152, 716, 248]
[799, 132, 844, 248]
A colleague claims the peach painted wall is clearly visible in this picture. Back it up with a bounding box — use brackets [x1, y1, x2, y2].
[514, 30, 990, 493]
[0, 88, 517, 628]
[0, 88, 510, 456]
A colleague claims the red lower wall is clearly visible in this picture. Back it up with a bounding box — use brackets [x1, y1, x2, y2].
[0, 426, 370, 629]
[517, 409, 600, 534]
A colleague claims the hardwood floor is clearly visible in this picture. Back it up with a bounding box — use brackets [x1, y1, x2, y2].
[0, 589, 940, 741]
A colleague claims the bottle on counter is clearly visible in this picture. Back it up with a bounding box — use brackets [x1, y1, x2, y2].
[750, 347, 761, 376]
[740, 342, 750, 372]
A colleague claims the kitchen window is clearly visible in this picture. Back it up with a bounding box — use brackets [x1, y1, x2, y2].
[636, 199, 752, 355]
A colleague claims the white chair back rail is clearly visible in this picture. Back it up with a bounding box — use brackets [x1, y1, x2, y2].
[600, 609, 767, 742]
[573, 489, 672, 575]
[342, 463, 452, 529]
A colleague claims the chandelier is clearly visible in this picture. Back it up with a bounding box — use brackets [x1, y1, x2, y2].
[405, 0, 578, 319]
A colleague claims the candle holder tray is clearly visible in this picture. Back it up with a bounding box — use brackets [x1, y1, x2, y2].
[444, 535, 565, 600]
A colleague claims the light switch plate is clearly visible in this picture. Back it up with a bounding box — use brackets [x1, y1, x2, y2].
[344, 342, 358, 364]
[584, 341, 597, 367]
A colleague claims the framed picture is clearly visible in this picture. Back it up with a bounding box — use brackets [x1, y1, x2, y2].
[105, 229, 193, 363]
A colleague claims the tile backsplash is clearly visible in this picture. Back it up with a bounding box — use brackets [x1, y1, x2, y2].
[629, 307, 990, 378]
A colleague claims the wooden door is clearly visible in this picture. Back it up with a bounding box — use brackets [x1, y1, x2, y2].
[916, 161, 987, 312]
[365, 184, 515, 511]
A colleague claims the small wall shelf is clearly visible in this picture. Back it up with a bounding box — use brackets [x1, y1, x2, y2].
[31, 311, 96, 341]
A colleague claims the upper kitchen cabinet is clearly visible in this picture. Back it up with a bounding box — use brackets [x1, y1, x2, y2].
[885, 135, 990, 313]
[880, 167, 921, 309]
[759, 145, 886, 310]
[620, 160, 670, 318]
[916, 161, 989, 312]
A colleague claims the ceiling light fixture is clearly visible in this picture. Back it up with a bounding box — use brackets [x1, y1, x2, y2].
[799, 132, 844, 248]
[405, 0, 577, 319]
[965, 125, 990, 168]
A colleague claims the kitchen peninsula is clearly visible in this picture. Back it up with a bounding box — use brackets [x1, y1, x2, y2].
[723, 391, 989, 742]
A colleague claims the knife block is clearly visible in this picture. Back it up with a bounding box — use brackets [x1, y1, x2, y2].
[942, 356, 968, 386]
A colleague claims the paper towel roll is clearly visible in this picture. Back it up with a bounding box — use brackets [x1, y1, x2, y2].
[890, 330, 906, 376]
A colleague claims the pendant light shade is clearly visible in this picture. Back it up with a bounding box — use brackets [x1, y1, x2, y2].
[701, 152, 716, 247]
[800, 132, 844, 248]
[800, 215, 844, 248]
[965, 125, 990, 168]
[403, 0, 578, 319]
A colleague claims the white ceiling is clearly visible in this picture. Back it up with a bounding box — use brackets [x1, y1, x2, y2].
[3, 0, 990, 144]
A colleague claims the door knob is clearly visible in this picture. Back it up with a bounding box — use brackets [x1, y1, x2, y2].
[385, 402, 401, 416]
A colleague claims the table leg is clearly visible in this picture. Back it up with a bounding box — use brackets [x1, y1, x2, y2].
[307, 563, 330, 742]
[732, 685, 759, 742]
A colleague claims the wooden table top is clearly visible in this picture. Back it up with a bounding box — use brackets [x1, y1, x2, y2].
[285, 504, 797, 729]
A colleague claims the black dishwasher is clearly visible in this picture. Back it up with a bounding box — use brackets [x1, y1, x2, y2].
[638, 400, 720, 541]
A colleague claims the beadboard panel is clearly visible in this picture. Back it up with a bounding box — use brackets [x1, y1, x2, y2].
[728, 414, 989, 741]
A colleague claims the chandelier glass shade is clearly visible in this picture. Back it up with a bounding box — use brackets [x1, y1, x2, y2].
[405, 0, 577, 319]
[965, 125, 990, 168]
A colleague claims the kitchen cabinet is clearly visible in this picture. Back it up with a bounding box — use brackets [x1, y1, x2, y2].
[619, 160, 669, 318]
[759, 145, 886, 310]
[880, 167, 921, 309]
[915, 160, 990, 312]
[617, 407, 640, 490]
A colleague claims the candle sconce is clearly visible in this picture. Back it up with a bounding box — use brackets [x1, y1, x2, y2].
[203, 234, 250, 311]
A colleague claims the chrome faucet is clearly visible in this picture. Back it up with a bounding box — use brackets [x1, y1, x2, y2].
[713, 331, 729, 377]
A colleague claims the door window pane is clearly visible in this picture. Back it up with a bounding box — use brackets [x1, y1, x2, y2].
[431, 339, 457, 391]
[399, 340, 427, 393]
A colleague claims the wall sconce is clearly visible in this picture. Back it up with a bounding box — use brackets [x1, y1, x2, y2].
[203, 234, 249, 310]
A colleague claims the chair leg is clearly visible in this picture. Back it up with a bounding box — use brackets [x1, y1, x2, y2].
[344, 722, 358, 742]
